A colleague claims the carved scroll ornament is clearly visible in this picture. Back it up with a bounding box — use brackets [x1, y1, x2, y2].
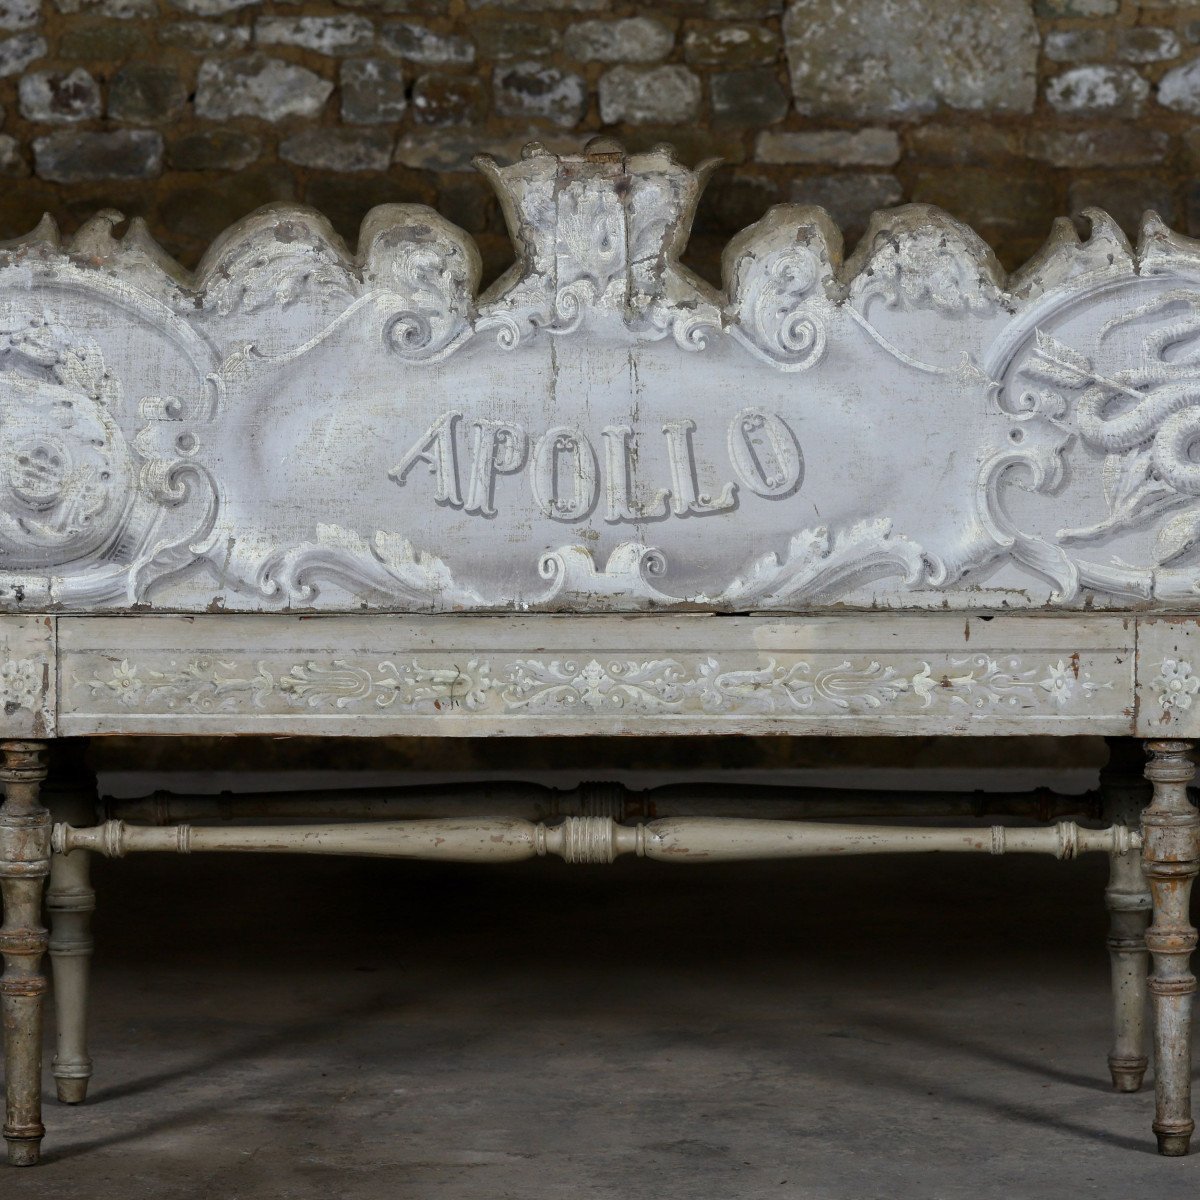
[4, 138, 1200, 613]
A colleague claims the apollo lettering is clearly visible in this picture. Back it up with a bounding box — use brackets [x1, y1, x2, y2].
[388, 407, 803, 523]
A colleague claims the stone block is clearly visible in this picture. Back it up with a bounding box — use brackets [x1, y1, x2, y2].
[19, 68, 102, 123]
[305, 174, 425, 247]
[619, 127, 749, 164]
[412, 73, 485, 125]
[169, 129, 262, 170]
[334, 0, 445, 9]
[167, 0, 257, 14]
[1159, 58, 1200, 115]
[1189, 179, 1200, 240]
[710, 66, 788, 126]
[109, 64, 187, 124]
[0, 134, 27, 177]
[707, 0, 782, 16]
[1034, 0, 1117, 13]
[906, 123, 1023, 164]
[0, 0, 37, 31]
[755, 128, 900, 166]
[1043, 29, 1108, 63]
[381, 21, 474, 64]
[255, 16, 375, 55]
[683, 22, 778, 66]
[789, 172, 903, 238]
[1027, 126, 1171, 168]
[64, 19, 149, 56]
[472, 20, 560, 59]
[195, 54, 333, 120]
[598, 64, 700, 125]
[1115, 27, 1180, 63]
[436, 175, 498, 234]
[1068, 177, 1178, 232]
[494, 61, 587, 126]
[912, 168, 1058, 237]
[158, 21, 249, 50]
[697, 172, 781, 234]
[1045, 65, 1149, 117]
[159, 164, 295, 243]
[55, 0, 152, 15]
[33, 129, 163, 181]
[392, 127, 577, 171]
[279, 127, 393, 172]
[0, 32, 44, 77]
[340, 58, 406, 123]
[783, 0, 1038, 119]
[466, 0, 606, 10]
[563, 18, 674, 63]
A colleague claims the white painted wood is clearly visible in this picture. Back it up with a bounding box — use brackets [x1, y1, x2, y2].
[53, 815, 1138, 864]
[1100, 740, 1151, 1093]
[44, 771, 96, 1108]
[55, 612, 1135, 737]
[0, 141, 1199, 613]
[1135, 617, 1200, 737]
[7, 136, 1200, 1162]
[0, 618, 54, 741]
[0, 742, 49, 1166]
[1142, 740, 1200, 1155]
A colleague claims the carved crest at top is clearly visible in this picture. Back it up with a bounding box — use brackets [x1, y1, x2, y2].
[473, 136, 723, 347]
[4, 139, 1200, 614]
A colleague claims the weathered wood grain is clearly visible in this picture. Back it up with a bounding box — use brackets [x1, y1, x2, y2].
[1142, 740, 1200, 1155]
[0, 742, 48, 1166]
[54, 815, 1138, 864]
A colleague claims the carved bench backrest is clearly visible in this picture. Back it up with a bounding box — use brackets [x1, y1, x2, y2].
[1, 136, 1195, 614]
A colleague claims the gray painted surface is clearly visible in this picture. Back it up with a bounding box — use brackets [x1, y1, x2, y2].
[6, 850, 1196, 1197]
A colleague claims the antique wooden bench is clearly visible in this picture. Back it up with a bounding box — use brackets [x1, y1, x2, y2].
[2, 136, 1199, 1165]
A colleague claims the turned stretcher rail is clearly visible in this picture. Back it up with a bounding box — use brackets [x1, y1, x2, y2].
[103, 781, 1104, 825]
[53, 817, 1139, 865]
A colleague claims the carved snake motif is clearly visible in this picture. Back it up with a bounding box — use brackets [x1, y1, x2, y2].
[1074, 304, 1200, 496]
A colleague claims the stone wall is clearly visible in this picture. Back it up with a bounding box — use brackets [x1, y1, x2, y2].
[0, 0, 1198, 283]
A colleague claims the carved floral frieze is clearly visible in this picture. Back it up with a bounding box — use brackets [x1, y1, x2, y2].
[73, 651, 1117, 719]
[6, 141, 1200, 613]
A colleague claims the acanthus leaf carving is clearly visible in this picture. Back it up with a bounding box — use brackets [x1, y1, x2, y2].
[701, 520, 933, 608]
[724, 206, 835, 372]
[203, 522, 485, 610]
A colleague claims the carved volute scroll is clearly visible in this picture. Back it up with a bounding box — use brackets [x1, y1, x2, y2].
[5, 141, 1200, 613]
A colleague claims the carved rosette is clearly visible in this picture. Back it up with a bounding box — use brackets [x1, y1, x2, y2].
[0, 244, 219, 605]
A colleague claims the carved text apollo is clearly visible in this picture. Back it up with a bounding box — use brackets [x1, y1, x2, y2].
[388, 407, 804, 521]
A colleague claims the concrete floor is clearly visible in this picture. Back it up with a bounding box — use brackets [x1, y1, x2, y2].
[5, 847, 1199, 1199]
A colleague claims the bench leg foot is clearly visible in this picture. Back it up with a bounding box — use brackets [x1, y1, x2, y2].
[1143, 740, 1200, 1157]
[0, 742, 50, 1167]
[46, 752, 97, 1107]
[1102, 739, 1151, 1092]
[48, 833, 95, 1103]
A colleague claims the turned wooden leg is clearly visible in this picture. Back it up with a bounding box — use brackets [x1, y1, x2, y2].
[1143, 739, 1200, 1156]
[1102, 739, 1151, 1092]
[45, 749, 96, 1106]
[0, 741, 50, 1166]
